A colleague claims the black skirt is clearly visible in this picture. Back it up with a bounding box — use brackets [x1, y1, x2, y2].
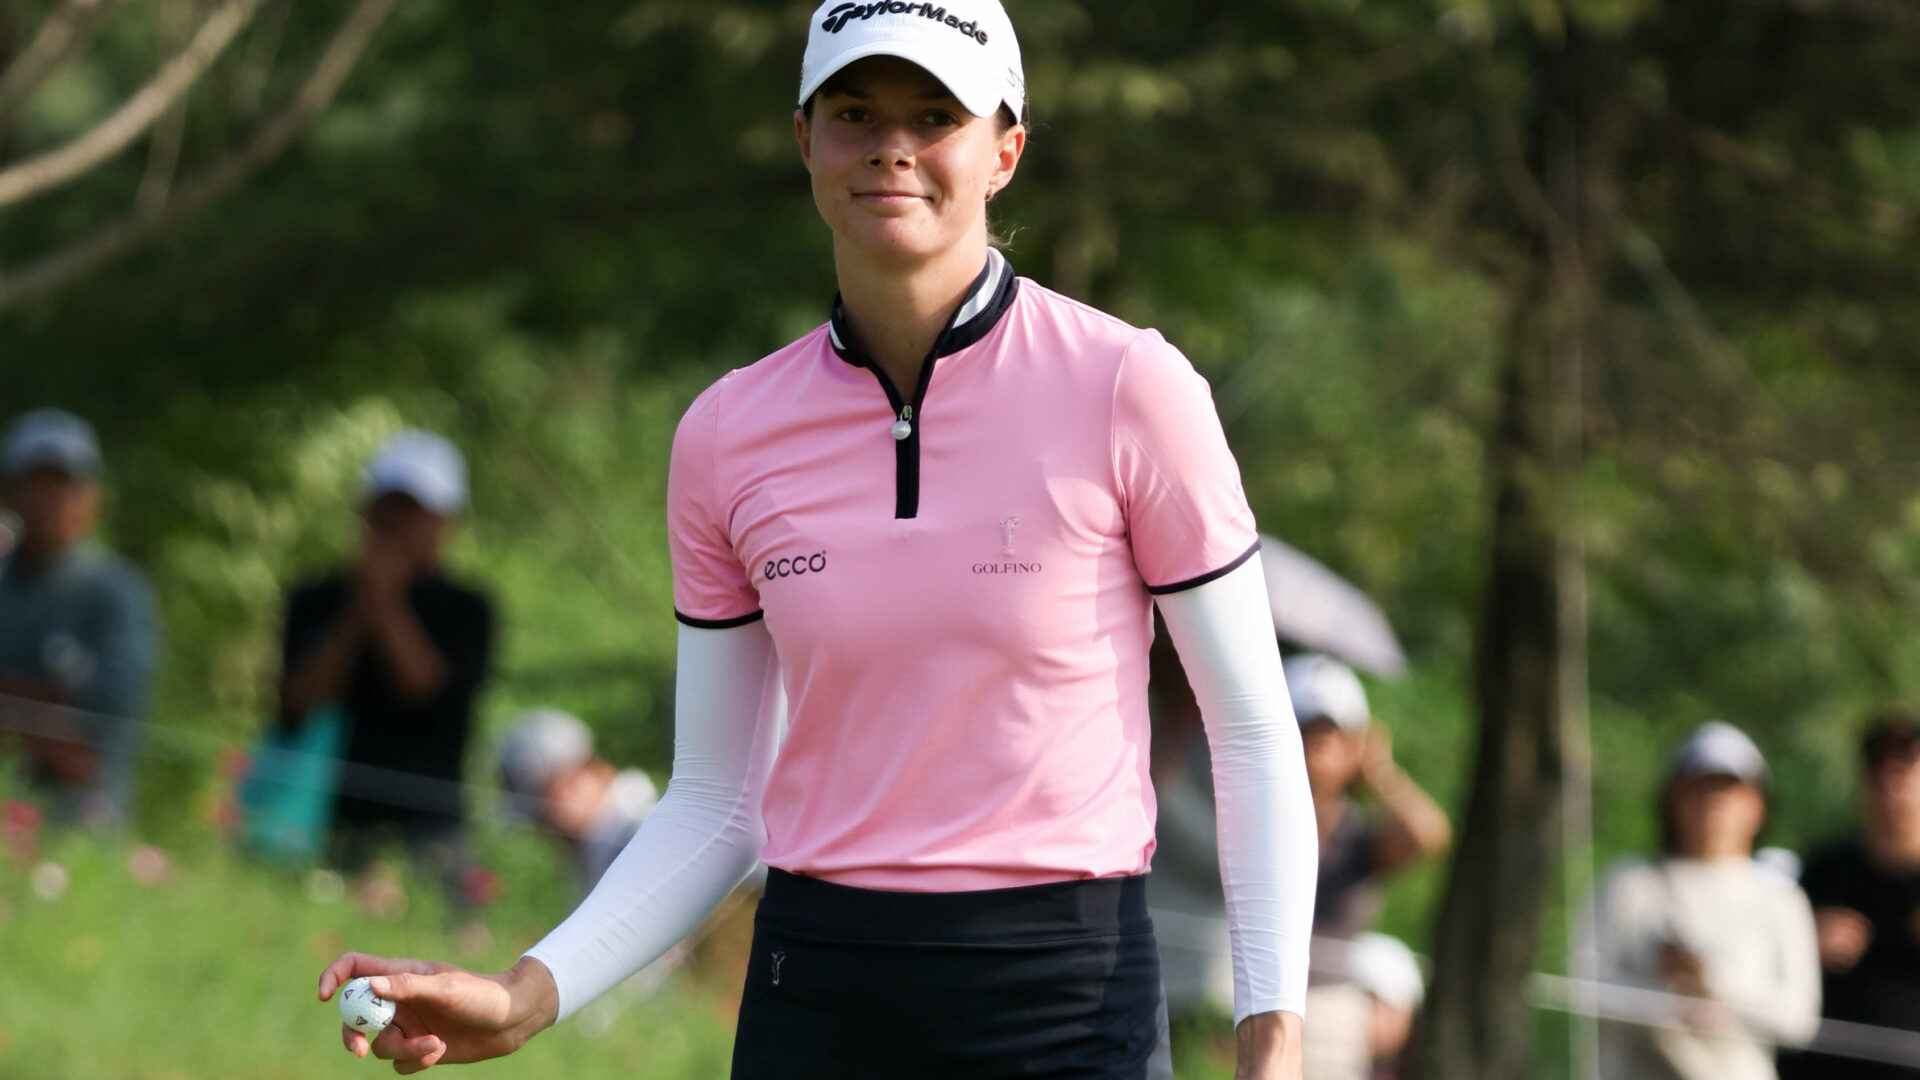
[732, 868, 1172, 1080]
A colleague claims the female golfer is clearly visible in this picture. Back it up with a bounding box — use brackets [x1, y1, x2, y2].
[317, 2, 1316, 1076]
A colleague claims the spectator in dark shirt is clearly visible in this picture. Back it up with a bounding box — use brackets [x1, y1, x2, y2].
[277, 430, 493, 890]
[1287, 653, 1451, 1080]
[1784, 709, 1920, 1080]
[1287, 653, 1453, 944]
[0, 409, 159, 828]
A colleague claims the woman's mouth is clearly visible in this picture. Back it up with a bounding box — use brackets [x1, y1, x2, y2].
[855, 190, 929, 205]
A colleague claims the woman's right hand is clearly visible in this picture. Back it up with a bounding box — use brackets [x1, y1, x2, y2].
[318, 952, 560, 1073]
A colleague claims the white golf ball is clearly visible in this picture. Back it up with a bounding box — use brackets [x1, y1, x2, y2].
[339, 976, 396, 1036]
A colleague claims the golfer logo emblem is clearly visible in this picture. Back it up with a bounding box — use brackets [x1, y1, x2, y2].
[998, 515, 1020, 556]
[770, 951, 787, 986]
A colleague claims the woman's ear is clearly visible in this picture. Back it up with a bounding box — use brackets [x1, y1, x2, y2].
[795, 107, 813, 169]
[989, 122, 1026, 199]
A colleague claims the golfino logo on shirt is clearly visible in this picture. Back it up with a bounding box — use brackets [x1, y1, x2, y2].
[975, 515, 1040, 574]
[973, 561, 1042, 575]
[764, 551, 828, 581]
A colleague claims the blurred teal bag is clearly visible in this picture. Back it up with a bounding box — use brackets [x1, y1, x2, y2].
[240, 703, 347, 864]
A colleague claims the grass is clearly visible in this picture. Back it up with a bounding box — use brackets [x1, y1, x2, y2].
[0, 825, 1252, 1079]
[0, 828, 741, 1080]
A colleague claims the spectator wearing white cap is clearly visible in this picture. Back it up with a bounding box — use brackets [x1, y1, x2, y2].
[1147, 650, 1448, 1034]
[498, 708, 663, 895]
[0, 409, 159, 828]
[1285, 653, 1452, 946]
[1589, 721, 1820, 1080]
[277, 429, 494, 883]
[1302, 931, 1427, 1080]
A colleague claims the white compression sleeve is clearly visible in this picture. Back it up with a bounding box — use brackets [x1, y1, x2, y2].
[522, 620, 785, 1023]
[1155, 555, 1318, 1024]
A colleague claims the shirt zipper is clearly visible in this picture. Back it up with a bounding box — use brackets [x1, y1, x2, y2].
[830, 251, 1014, 521]
[869, 354, 937, 520]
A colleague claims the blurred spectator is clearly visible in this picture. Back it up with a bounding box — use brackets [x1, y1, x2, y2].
[1289, 653, 1452, 945]
[1302, 931, 1426, 1080]
[498, 707, 660, 894]
[277, 430, 493, 891]
[1148, 648, 1449, 1025]
[1782, 708, 1920, 1080]
[0, 409, 159, 828]
[1347, 932, 1424, 1076]
[1592, 721, 1820, 1080]
[1292, 653, 1449, 1080]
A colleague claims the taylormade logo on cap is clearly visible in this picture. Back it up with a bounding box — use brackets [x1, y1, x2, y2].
[799, 0, 1024, 123]
[820, 2, 992, 45]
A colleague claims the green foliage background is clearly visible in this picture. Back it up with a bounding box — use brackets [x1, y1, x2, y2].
[3, 0, 1920, 1075]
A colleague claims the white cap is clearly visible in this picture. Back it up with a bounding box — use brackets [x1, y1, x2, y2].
[799, 0, 1025, 121]
[3, 409, 101, 482]
[1666, 720, 1769, 787]
[363, 429, 468, 516]
[1346, 932, 1425, 1010]
[498, 708, 596, 818]
[1285, 652, 1371, 733]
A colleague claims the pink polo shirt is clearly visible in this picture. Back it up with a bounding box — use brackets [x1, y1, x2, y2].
[668, 250, 1257, 891]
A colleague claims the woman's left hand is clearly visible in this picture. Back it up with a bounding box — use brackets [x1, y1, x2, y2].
[1234, 1010, 1304, 1080]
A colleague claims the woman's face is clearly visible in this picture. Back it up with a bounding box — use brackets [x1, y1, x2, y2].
[1301, 720, 1366, 796]
[1669, 773, 1766, 857]
[796, 56, 1024, 267]
[1865, 743, 1920, 825]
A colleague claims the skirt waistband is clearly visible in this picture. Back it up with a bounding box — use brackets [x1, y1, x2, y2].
[758, 868, 1152, 945]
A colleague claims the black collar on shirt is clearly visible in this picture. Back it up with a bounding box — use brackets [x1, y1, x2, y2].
[825, 248, 1020, 368]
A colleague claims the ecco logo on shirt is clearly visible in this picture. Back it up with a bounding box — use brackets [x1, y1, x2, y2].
[764, 551, 828, 581]
[820, 2, 991, 44]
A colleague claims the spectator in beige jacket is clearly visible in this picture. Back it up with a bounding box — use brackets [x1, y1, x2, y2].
[1592, 722, 1821, 1080]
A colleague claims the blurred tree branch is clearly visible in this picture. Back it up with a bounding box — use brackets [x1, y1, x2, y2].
[0, 0, 265, 208]
[0, 0, 401, 312]
[1733, 0, 1919, 33]
[136, 0, 196, 216]
[0, 0, 118, 128]
[1685, 119, 1915, 234]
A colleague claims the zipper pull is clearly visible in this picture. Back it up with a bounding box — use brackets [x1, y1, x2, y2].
[891, 405, 913, 441]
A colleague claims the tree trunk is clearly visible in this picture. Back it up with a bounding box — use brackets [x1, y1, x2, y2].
[1408, 22, 1625, 1080]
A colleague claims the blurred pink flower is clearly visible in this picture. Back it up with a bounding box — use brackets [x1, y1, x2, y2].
[454, 920, 494, 959]
[460, 867, 501, 908]
[127, 844, 170, 886]
[1, 799, 41, 867]
[355, 864, 410, 921]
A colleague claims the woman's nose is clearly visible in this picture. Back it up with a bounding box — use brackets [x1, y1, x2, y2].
[868, 126, 915, 168]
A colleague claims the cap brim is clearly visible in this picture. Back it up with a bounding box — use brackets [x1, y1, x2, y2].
[4, 446, 99, 482]
[365, 476, 464, 516]
[1670, 763, 1766, 787]
[798, 38, 1007, 119]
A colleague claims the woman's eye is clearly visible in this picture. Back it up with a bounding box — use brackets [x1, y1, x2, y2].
[836, 107, 869, 123]
[922, 111, 958, 127]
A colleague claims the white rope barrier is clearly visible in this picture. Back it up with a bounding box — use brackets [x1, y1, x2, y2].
[1529, 972, 1920, 1068]
[0, 691, 562, 833]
